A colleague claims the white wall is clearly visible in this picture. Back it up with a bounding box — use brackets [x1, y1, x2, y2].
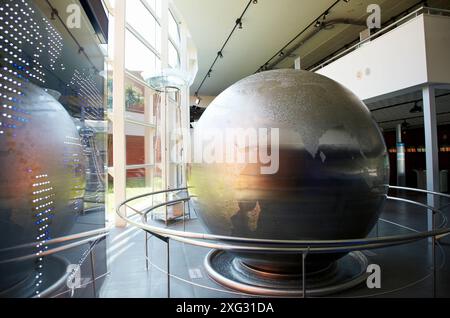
[316, 14, 450, 101]
[424, 14, 450, 84]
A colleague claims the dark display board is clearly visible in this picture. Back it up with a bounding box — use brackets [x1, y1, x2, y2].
[384, 124, 450, 190]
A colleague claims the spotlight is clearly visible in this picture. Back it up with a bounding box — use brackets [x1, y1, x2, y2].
[401, 120, 410, 130]
[409, 101, 423, 114]
[207, 70, 212, 77]
[236, 18, 243, 29]
[195, 96, 202, 105]
[253, 0, 258, 3]
[218, 51, 223, 58]
[315, 20, 322, 28]
[279, 51, 285, 57]
[50, 8, 58, 20]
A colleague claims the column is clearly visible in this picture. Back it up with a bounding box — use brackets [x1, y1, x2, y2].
[423, 85, 439, 232]
[112, 0, 127, 227]
[161, 0, 169, 69]
[161, 0, 169, 192]
[396, 123, 406, 186]
[179, 23, 189, 188]
[144, 87, 154, 189]
[294, 57, 302, 70]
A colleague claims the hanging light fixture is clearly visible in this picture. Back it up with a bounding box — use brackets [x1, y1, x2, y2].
[409, 101, 423, 114]
[236, 18, 243, 29]
[194, 0, 256, 97]
[194, 92, 201, 105]
[401, 120, 410, 130]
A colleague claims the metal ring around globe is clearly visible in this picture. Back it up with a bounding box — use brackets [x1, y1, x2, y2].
[116, 188, 450, 254]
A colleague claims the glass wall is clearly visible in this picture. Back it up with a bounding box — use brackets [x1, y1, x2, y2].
[168, 10, 180, 69]
[104, 0, 191, 223]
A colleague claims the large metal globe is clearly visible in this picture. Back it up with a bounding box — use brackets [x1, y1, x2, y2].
[0, 81, 86, 295]
[189, 70, 389, 273]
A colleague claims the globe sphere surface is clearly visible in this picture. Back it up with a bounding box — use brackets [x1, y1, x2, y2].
[188, 70, 389, 272]
[0, 81, 86, 293]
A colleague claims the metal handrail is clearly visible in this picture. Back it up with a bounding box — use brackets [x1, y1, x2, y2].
[0, 227, 109, 298]
[0, 227, 110, 253]
[116, 187, 450, 254]
[117, 185, 450, 297]
[143, 229, 443, 254]
[389, 185, 450, 199]
[310, 6, 450, 72]
[0, 228, 110, 264]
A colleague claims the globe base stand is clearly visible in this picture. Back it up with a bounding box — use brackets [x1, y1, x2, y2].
[204, 250, 369, 297]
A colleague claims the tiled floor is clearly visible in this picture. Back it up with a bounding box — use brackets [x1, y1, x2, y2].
[99, 192, 450, 298]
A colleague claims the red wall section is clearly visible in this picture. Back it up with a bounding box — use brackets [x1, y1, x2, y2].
[108, 135, 145, 178]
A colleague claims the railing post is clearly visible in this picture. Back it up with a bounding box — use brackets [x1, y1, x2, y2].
[90, 247, 97, 298]
[145, 215, 149, 271]
[187, 200, 191, 220]
[167, 238, 170, 298]
[432, 210, 437, 298]
[302, 247, 310, 298]
[183, 200, 186, 232]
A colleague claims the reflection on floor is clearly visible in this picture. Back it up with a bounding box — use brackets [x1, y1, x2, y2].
[99, 192, 450, 298]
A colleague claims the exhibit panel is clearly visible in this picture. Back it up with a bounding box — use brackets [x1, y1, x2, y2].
[0, 0, 108, 297]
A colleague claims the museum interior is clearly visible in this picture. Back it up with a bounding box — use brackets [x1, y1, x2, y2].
[0, 0, 450, 299]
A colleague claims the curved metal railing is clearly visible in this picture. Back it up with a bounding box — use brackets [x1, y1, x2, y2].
[0, 227, 110, 264]
[116, 185, 450, 297]
[117, 187, 449, 253]
[0, 227, 110, 298]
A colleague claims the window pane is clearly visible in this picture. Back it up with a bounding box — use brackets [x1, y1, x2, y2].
[144, 0, 162, 18]
[168, 41, 179, 69]
[168, 10, 180, 44]
[155, 57, 161, 73]
[125, 121, 155, 166]
[155, 0, 162, 18]
[126, 169, 154, 199]
[125, 30, 157, 80]
[125, 77, 145, 113]
[126, 0, 157, 50]
[126, 136, 146, 166]
[155, 22, 162, 53]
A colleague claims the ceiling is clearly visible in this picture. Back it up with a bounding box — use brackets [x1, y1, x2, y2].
[367, 88, 450, 131]
[174, 0, 450, 97]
